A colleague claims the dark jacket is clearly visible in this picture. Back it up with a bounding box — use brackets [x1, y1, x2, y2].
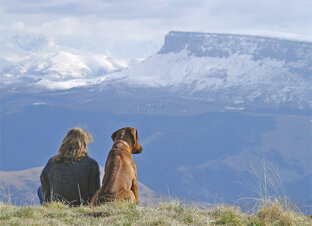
[40, 156, 100, 206]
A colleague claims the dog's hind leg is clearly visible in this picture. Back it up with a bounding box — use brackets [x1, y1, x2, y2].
[118, 190, 136, 203]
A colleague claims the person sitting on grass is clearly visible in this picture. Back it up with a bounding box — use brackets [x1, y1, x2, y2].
[39, 127, 100, 206]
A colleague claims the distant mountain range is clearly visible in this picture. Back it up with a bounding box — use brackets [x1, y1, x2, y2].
[0, 31, 311, 212]
[1, 31, 311, 112]
[0, 37, 127, 92]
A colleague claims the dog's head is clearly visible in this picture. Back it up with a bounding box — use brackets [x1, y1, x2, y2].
[111, 127, 143, 154]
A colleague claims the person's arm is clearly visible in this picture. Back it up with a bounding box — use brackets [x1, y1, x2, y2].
[40, 164, 51, 203]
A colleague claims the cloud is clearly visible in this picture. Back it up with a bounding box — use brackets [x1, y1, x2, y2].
[7, 18, 88, 36]
[207, 0, 312, 31]
[1, 0, 312, 58]
[1, 0, 202, 19]
[141, 132, 162, 147]
[3, 0, 311, 28]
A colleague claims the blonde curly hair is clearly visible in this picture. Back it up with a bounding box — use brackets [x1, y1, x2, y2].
[52, 128, 93, 163]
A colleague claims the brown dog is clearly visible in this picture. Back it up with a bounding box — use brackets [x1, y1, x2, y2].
[90, 127, 142, 206]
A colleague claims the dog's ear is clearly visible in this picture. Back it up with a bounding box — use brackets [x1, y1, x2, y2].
[128, 128, 137, 146]
[111, 130, 118, 141]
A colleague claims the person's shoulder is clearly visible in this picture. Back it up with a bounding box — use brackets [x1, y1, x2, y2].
[44, 157, 56, 167]
[41, 157, 55, 175]
[83, 156, 99, 166]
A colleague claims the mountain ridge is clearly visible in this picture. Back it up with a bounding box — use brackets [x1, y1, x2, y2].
[1, 31, 311, 112]
[159, 31, 312, 54]
[107, 31, 311, 111]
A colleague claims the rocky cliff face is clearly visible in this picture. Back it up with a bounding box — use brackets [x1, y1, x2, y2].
[159, 31, 312, 62]
[114, 31, 312, 111]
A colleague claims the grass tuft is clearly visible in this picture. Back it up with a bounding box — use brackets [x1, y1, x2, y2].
[257, 198, 308, 226]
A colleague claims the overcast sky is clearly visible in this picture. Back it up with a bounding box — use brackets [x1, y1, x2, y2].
[1, 0, 312, 59]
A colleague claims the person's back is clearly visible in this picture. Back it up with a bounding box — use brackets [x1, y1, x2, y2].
[40, 127, 100, 206]
[41, 156, 100, 206]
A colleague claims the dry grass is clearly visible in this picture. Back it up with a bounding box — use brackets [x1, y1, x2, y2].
[0, 200, 310, 225]
[235, 162, 311, 225]
[1, 162, 310, 225]
[257, 198, 309, 226]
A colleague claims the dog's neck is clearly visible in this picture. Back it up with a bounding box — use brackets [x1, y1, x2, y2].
[113, 140, 131, 150]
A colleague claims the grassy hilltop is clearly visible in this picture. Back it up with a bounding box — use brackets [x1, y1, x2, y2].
[0, 200, 310, 225]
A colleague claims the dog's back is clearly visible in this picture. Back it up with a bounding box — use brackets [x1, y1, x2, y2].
[90, 149, 136, 205]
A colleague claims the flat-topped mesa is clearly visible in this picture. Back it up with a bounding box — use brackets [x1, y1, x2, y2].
[158, 31, 312, 62]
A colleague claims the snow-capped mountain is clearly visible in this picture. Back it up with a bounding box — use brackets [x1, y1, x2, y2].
[2, 31, 310, 111]
[0, 35, 127, 91]
[113, 31, 311, 110]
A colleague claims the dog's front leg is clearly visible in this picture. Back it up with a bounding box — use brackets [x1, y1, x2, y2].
[131, 178, 138, 204]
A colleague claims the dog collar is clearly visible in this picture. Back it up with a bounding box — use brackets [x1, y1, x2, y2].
[114, 140, 130, 149]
